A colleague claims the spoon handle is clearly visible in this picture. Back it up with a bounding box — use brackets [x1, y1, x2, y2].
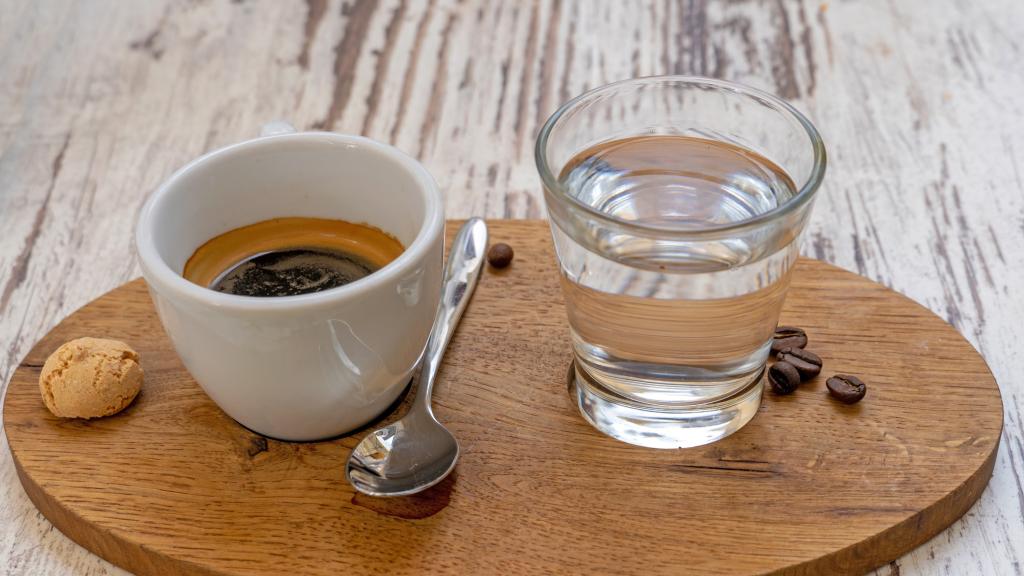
[416, 218, 488, 407]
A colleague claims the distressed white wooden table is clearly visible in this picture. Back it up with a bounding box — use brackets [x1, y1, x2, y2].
[1, 1, 1021, 574]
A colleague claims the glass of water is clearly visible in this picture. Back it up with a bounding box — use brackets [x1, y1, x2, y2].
[535, 76, 826, 448]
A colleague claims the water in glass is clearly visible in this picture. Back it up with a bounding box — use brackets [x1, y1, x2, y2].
[553, 135, 799, 406]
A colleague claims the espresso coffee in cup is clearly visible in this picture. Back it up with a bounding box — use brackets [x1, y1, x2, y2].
[183, 217, 404, 297]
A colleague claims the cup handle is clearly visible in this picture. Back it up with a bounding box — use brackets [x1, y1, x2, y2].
[260, 121, 297, 137]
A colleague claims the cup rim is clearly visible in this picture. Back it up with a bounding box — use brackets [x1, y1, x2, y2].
[534, 75, 827, 238]
[135, 131, 444, 312]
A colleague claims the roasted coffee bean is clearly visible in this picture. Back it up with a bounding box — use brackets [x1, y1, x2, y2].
[768, 361, 801, 395]
[771, 326, 808, 354]
[776, 347, 822, 380]
[487, 243, 514, 268]
[826, 374, 867, 404]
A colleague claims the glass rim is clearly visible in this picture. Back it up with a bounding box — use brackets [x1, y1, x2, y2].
[534, 75, 827, 238]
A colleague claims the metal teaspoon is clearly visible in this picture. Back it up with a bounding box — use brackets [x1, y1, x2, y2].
[346, 217, 488, 497]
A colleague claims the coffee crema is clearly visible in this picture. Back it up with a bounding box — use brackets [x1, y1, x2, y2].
[183, 217, 404, 297]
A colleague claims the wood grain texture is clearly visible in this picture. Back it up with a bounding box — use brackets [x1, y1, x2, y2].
[0, 1, 1022, 575]
[3, 221, 1003, 576]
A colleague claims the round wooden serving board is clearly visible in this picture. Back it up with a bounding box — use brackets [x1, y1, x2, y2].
[4, 220, 1002, 576]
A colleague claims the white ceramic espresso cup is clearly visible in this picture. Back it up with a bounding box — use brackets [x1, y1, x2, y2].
[135, 124, 444, 441]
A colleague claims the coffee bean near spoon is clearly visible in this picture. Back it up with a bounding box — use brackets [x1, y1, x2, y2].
[487, 243, 514, 269]
[776, 347, 822, 380]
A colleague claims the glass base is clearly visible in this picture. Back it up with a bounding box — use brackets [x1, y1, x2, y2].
[570, 361, 764, 449]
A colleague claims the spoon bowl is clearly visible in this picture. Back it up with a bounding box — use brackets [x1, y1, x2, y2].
[347, 411, 459, 497]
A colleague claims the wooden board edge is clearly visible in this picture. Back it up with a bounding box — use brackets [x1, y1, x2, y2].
[779, 411, 1001, 575]
[775, 255, 1005, 575]
[2, 278, 223, 576]
[9, 445, 223, 576]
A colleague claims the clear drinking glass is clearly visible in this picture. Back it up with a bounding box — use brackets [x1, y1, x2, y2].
[536, 76, 826, 448]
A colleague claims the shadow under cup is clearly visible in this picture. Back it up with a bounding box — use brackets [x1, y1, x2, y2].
[536, 77, 826, 449]
[136, 133, 444, 441]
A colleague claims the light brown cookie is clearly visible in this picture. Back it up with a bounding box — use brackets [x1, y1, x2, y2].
[39, 337, 143, 419]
